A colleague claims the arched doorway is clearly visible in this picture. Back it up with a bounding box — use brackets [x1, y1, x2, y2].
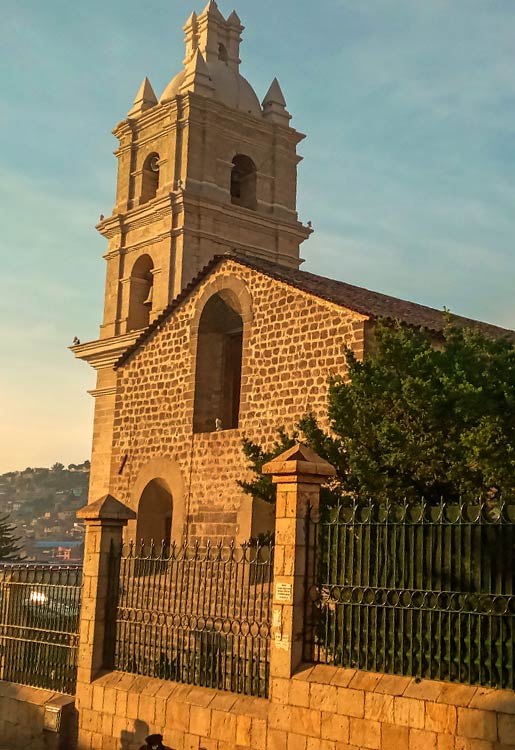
[135, 477, 173, 546]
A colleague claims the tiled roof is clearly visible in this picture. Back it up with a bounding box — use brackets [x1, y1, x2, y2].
[115, 253, 515, 368]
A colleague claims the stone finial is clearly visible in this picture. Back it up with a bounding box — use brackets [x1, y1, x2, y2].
[262, 442, 335, 482]
[76, 494, 137, 522]
[227, 9, 243, 28]
[128, 77, 158, 117]
[180, 49, 215, 97]
[183, 10, 198, 29]
[200, 0, 225, 22]
[262, 77, 291, 126]
[183, 11, 199, 63]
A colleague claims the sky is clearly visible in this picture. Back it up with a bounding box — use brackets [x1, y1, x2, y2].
[1, 0, 515, 473]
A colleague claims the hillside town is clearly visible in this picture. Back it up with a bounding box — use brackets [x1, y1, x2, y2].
[0, 461, 88, 562]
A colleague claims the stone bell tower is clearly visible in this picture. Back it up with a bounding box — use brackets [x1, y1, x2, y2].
[73, 1, 311, 500]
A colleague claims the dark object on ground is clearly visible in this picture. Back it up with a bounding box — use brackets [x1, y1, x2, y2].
[140, 735, 167, 750]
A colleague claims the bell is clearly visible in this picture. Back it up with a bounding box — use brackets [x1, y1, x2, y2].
[143, 285, 153, 306]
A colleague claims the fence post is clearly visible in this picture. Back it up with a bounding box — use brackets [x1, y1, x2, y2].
[75, 495, 136, 701]
[263, 443, 335, 680]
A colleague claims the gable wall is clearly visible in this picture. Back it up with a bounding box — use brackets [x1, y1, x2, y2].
[110, 260, 367, 542]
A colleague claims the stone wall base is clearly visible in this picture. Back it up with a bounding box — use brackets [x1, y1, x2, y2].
[78, 666, 515, 750]
[0, 681, 77, 749]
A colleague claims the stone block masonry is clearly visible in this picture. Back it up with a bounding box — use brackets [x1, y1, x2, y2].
[79, 666, 515, 750]
[75, 448, 515, 750]
[110, 260, 366, 544]
[0, 680, 77, 749]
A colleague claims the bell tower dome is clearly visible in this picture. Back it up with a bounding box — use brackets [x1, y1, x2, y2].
[98, 1, 311, 339]
[73, 3, 311, 500]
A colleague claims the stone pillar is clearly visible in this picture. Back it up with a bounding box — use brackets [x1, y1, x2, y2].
[75, 495, 136, 703]
[263, 443, 335, 679]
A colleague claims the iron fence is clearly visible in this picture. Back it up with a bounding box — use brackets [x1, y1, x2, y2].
[304, 501, 515, 689]
[107, 539, 273, 697]
[0, 564, 82, 694]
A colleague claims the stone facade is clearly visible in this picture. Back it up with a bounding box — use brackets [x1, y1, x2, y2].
[109, 259, 366, 543]
[72, 2, 513, 541]
[76, 666, 515, 750]
[73, 2, 311, 505]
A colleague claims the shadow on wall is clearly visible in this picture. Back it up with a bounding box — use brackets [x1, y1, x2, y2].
[120, 720, 149, 750]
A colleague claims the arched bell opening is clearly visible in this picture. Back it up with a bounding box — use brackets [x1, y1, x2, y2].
[218, 42, 228, 62]
[141, 152, 160, 204]
[127, 254, 154, 331]
[230, 154, 257, 210]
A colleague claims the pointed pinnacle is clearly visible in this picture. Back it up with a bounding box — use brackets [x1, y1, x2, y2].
[133, 77, 158, 106]
[128, 76, 158, 116]
[227, 9, 242, 26]
[184, 10, 197, 27]
[180, 49, 215, 96]
[262, 77, 286, 108]
[188, 48, 210, 75]
[201, 0, 224, 21]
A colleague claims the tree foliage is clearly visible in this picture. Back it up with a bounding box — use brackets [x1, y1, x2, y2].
[0, 514, 24, 560]
[241, 321, 515, 508]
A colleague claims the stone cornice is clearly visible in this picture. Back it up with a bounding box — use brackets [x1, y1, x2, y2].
[96, 190, 310, 255]
[95, 214, 123, 239]
[70, 329, 144, 371]
[112, 119, 132, 140]
[182, 92, 305, 143]
[96, 196, 174, 238]
[128, 99, 179, 130]
[179, 194, 310, 237]
[87, 386, 118, 398]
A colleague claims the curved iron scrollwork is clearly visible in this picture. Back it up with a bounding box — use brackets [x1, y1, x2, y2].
[107, 540, 273, 698]
[304, 500, 515, 689]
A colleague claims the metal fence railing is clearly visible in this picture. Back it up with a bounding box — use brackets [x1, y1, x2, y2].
[107, 540, 273, 698]
[0, 564, 82, 694]
[304, 501, 515, 689]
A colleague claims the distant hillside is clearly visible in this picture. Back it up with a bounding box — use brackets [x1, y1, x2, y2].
[0, 462, 90, 562]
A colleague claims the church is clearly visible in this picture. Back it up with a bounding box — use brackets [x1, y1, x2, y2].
[73, 1, 512, 545]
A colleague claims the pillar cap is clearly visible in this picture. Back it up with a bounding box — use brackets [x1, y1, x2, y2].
[77, 494, 137, 522]
[262, 443, 336, 479]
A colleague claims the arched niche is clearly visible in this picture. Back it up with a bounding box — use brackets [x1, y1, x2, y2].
[141, 152, 160, 204]
[127, 254, 154, 331]
[218, 42, 228, 62]
[130, 457, 186, 546]
[193, 292, 243, 433]
[230, 154, 257, 210]
[136, 477, 173, 546]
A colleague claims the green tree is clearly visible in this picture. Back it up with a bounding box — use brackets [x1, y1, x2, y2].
[0, 514, 24, 560]
[241, 320, 515, 508]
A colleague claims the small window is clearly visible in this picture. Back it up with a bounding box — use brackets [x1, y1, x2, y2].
[141, 152, 160, 204]
[127, 254, 154, 331]
[230, 154, 257, 210]
[193, 293, 243, 433]
[218, 43, 228, 62]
